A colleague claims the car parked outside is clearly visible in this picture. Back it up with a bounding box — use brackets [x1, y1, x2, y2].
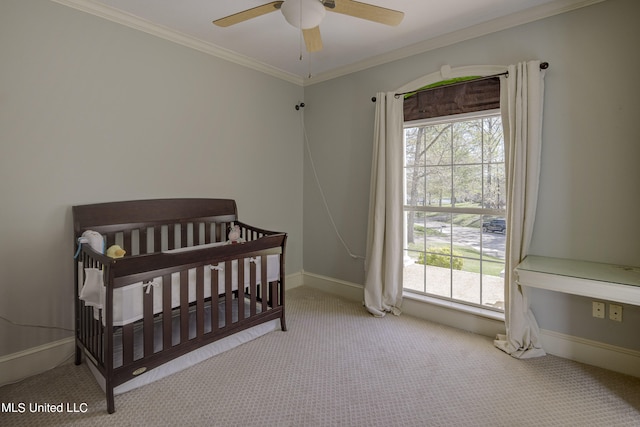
[482, 219, 506, 233]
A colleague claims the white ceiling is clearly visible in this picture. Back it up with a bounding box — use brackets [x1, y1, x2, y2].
[54, 0, 601, 85]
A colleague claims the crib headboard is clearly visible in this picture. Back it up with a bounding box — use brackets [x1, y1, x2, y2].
[72, 198, 239, 255]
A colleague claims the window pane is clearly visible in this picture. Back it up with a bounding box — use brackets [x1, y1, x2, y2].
[481, 215, 506, 260]
[483, 117, 504, 163]
[452, 259, 480, 305]
[424, 212, 450, 247]
[405, 127, 422, 167]
[483, 163, 506, 210]
[453, 119, 483, 164]
[405, 166, 426, 206]
[406, 210, 426, 252]
[424, 124, 452, 166]
[451, 213, 481, 261]
[453, 165, 482, 208]
[425, 166, 451, 207]
[482, 260, 505, 309]
[425, 260, 451, 298]
[403, 250, 425, 293]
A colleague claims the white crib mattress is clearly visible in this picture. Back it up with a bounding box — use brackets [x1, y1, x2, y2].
[79, 253, 280, 327]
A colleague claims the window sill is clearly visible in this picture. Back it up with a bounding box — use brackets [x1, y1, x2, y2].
[402, 291, 505, 322]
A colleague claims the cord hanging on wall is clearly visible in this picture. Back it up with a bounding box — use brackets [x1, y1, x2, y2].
[296, 105, 365, 261]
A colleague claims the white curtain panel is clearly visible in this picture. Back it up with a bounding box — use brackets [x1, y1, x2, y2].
[364, 92, 404, 317]
[494, 61, 547, 358]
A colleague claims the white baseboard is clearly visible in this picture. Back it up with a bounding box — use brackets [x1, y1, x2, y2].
[285, 271, 305, 290]
[539, 329, 640, 378]
[0, 337, 75, 387]
[300, 270, 365, 301]
[301, 271, 640, 378]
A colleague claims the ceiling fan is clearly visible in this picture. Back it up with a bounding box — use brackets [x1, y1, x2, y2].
[212, 0, 404, 53]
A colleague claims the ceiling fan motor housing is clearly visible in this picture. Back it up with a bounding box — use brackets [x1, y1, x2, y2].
[281, 0, 326, 29]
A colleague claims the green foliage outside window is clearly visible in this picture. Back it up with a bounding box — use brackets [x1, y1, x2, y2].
[417, 247, 464, 270]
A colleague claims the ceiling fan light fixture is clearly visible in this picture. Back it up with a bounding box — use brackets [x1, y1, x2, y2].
[281, 0, 326, 30]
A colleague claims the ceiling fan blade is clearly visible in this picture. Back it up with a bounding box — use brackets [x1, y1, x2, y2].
[213, 2, 283, 27]
[303, 26, 323, 52]
[330, 0, 404, 26]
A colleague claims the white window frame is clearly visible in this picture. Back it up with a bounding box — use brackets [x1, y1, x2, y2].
[403, 109, 506, 312]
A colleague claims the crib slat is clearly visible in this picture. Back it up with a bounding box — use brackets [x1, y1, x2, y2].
[123, 230, 132, 256]
[143, 285, 154, 357]
[270, 281, 278, 308]
[162, 274, 172, 349]
[81, 259, 94, 351]
[97, 312, 103, 365]
[181, 224, 188, 249]
[194, 223, 202, 246]
[203, 223, 210, 244]
[249, 260, 257, 316]
[237, 259, 245, 322]
[122, 323, 134, 366]
[89, 308, 97, 358]
[96, 314, 103, 358]
[261, 256, 268, 311]
[80, 296, 90, 358]
[196, 267, 204, 337]
[168, 224, 176, 250]
[151, 226, 159, 252]
[225, 261, 232, 326]
[180, 270, 189, 342]
[211, 266, 219, 333]
[81, 304, 89, 354]
[139, 228, 148, 254]
[105, 234, 115, 250]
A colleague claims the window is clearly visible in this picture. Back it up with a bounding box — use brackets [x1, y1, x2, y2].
[403, 110, 506, 311]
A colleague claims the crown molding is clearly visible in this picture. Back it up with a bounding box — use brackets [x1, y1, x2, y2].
[304, 0, 607, 85]
[52, 0, 605, 87]
[51, 0, 305, 86]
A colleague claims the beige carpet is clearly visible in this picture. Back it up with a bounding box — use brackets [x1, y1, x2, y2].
[1, 286, 639, 426]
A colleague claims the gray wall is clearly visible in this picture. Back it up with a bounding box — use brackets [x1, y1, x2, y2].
[303, 0, 640, 350]
[0, 0, 303, 356]
[2, 0, 638, 360]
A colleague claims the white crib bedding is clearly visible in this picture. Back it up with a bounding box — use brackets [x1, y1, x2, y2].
[79, 254, 280, 327]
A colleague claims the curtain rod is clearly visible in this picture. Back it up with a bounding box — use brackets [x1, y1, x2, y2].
[371, 62, 549, 102]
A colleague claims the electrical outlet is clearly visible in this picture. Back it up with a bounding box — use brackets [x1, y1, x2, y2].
[592, 301, 605, 318]
[609, 304, 623, 322]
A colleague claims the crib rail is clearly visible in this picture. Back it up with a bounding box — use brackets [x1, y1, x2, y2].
[77, 216, 280, 260]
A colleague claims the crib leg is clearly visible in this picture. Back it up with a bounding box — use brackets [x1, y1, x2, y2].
[107, 389, 115, 414]
[280, 313, 287, 332]
[74, 343, 82, 365]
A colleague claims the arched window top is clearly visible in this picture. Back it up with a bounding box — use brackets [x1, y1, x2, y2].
[395, 64, 507, 94]
[399, 65, 505, 122]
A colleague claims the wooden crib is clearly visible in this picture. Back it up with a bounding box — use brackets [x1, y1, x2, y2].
[72, 198, 287, 413]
